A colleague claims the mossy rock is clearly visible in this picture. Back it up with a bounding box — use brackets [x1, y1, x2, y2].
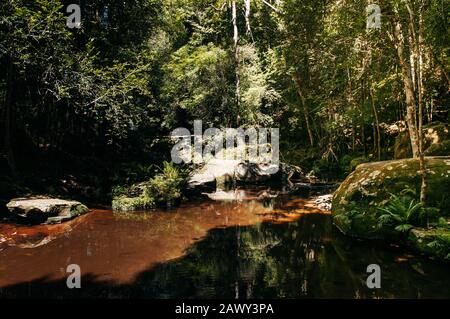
[425, 140, 450, 156]
[348, 156, 369, 173]
[408, 227, 450, 262]
[394, 122, 449, 159]
[332, 157, 450, 239]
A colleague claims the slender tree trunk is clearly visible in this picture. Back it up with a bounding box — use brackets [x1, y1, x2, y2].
[232, 0, 241, 126]
[361, 79, 367, 157]
[3, 57, 17, 177]
[292, 72, 314, 146]
[346, 66, 356, 152]
[409, 33, 416, 89]
[244, 0, 252, 38]
[405, 1, 427, 204]
[373, 123, 377, 153]
[416, 7, 428, 204]
[370, 87, 381, 160]
[393, 17, 420, 158]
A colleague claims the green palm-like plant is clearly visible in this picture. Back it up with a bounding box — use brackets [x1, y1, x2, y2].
[377, 191, 423, 234]
[427, 234, 450, 261]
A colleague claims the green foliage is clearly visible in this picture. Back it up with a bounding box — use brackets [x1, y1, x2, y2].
[161, 42, 235, 127]
[111, 163, 155, 187]
[338, 155, 370, 177]
[112, 188, 155, 211]
[333, 210, 366, 234]
[438, 217, 449, 228]
[0, 0, 171, 160]
[376, 188, 443, 234]
[147, 162, 186, 206]
[425, 140, 450, 156]
[161, 40, 278, 128]
[377, 190, 423, 233]
[348, 157, 370, 173]
[311, 158, 340, 180]
[1, 0, 449, 209]
[112, 162, 186, 211]
[427, 232, 450, 261]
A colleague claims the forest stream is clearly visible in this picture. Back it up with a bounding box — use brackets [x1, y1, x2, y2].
[1, 188, 449, 299]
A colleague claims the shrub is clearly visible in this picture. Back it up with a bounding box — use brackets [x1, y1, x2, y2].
[112, 162, 186, 211]
[112, 187, 155, 211]
[147, 162, 186, 207]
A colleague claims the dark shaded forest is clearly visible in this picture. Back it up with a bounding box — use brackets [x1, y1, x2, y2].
[0, 0, 448, 202]
[1, 0, 450, 300]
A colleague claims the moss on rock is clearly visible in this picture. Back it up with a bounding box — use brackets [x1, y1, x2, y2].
[332, 156, 450, 261]
[332, 157, 450, 238]
[348, 156, 370, 173]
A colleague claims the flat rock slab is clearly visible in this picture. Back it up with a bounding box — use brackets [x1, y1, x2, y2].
[188, 159, 298, 189]
[6, 197, 89, 224]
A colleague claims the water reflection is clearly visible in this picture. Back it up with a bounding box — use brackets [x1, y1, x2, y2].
[0, 192, 449, 299]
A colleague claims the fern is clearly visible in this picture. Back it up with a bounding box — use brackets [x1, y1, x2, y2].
[427, 234, 450, 261]
[377, 191, 423, 234]
[394, 224, 414, 233]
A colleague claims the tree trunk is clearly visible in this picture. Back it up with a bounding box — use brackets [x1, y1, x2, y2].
[393, 17, 420, 158]
[405, 1, 427, 204]
[361, 79, 367, 157]
[244, 0, 252, 37]
[292, 72, 314, 146]
[3, 57, 17, 177]
[232, 0, 241, 126]
[415, 6, 428, 204]
[370, 87, 381, 160]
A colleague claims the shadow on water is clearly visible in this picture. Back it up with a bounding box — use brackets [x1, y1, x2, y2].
[1, 187, 450, 299]
[1, 210, 450, 298]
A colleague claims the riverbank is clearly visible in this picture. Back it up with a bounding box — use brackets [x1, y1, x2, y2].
[332, 156, 450, 263]
[1, 191, 450, 298]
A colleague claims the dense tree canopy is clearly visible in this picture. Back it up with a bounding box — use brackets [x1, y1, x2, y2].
[1, 0, 448, 182]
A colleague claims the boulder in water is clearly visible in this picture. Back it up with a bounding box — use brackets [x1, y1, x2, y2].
[188, 159, 302, 190]
[6, 196, 89, 224]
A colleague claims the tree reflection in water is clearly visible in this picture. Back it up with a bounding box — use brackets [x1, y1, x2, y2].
[1, 194, 450, 298]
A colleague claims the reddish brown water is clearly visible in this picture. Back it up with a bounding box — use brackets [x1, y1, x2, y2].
[1, 191, 450, 298]
[0, 193, 327, 288]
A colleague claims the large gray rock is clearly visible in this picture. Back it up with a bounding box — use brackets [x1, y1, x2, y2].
[6, 197, 89, 224]
[188, 159, 302, 190]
